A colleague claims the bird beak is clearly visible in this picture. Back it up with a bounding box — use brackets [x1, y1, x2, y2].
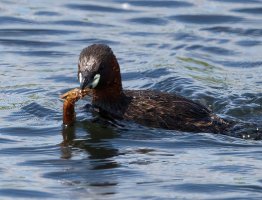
[79, 72, 87, 90]
[79, 77, 88, 90]
[79, 73, 100, 90]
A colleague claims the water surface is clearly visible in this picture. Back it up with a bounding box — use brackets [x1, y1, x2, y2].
[0, 0, 262, 199]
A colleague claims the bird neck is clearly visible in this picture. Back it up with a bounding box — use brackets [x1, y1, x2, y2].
[92, 82, 124, 103]
[93, 72, 124, 103]
[92, 56, 128, 115]
[93, 55, 124, 102]
[92, 82, 127, 117]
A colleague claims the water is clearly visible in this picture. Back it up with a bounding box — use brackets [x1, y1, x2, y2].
[0, 0, 262, 199]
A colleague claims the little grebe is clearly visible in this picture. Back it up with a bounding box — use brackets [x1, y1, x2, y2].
[78, 44, 231, 133]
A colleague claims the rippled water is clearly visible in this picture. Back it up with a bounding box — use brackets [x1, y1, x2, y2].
[0, 0, 262, 199]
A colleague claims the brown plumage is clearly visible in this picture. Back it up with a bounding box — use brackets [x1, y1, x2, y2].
[77, 44, 231, 133]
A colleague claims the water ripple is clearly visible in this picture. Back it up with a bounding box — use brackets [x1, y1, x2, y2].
[0, 28, 76, 37]
[217, 61, 262, 68]
[232, 7, 262, 15]
[172, 183, 262, 194]
[236, 40, 261, 47]
[0, 127, 60, 137]
[202, 26, 262, 37]
[0, 16, 35, 24]
[8, 50, 71, 57]
[211, 0, 261, 3]
[0, 144, 59, 155]
[0, 137, 17, 144]
[68, 38, 119, 45]
[121, 31, 162, 37]
[127, 17, 168, 25]
[20, 102, 59, 119]
[34, 11, 60, 16]
[170, 14, 243, 24]
[186, 45, 237, 56]
[0, 39, 62, 47]
[65, 3, 134, 13]
[51, 20, 112, 27]
[0, 189, 55, 199]
[118, 0, 193, 8]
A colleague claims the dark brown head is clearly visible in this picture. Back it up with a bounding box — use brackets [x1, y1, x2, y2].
[78, 44, 123, 100]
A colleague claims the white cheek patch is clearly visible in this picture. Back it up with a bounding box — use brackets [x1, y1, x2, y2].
[91, 74, 100, 88]
[79, 72, 83, 84]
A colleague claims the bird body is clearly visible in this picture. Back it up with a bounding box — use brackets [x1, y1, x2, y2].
[92, 89, 230, 133]
[78, 44, 231, 133]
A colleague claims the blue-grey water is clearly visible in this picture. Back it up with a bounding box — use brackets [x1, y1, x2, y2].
[0, 0, 262, 199]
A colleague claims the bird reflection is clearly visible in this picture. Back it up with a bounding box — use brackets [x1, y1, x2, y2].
[61, 120, 120, 168]
[60, 121, 121, 196]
